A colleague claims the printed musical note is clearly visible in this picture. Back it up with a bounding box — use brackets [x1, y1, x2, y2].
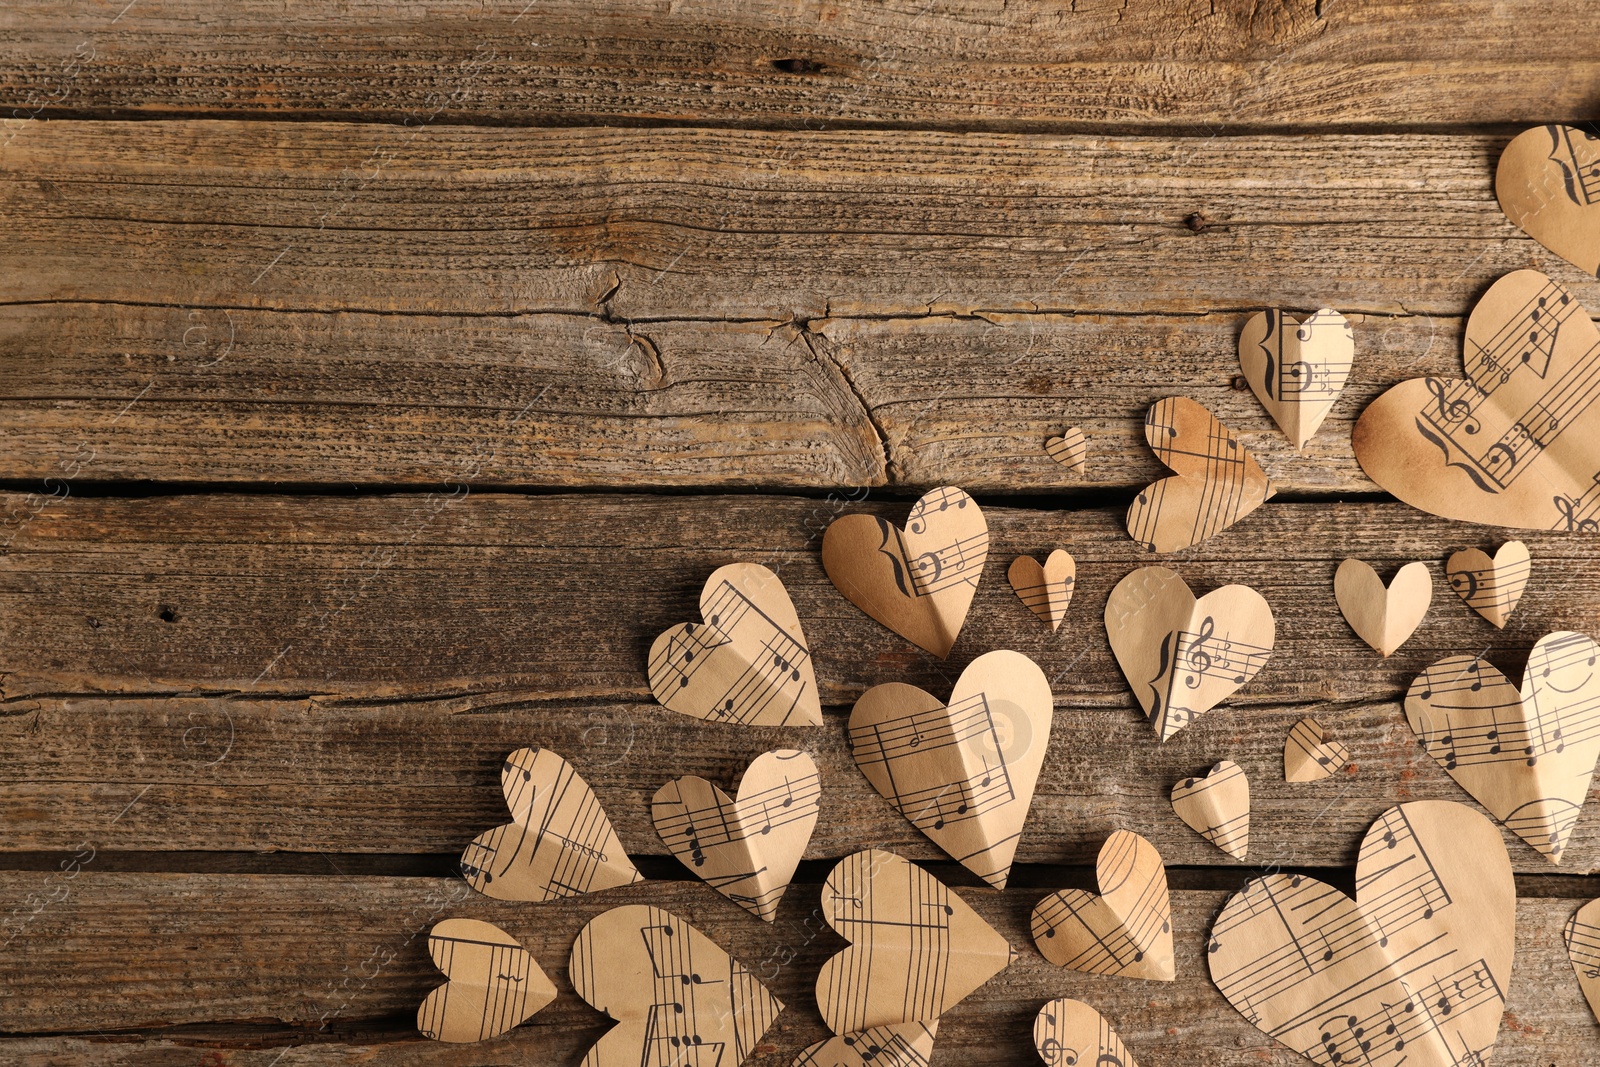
[791, 1022, 939, 1067]
[1497, 124, 1600, 277]
[1033, 998, 1140, 1067]
[1445, 541, 1531, 628]
[1031, 831, 1174, 980]
[1125, 397, 1274, 552]
[1563, 898, 1600, 1024]
[417, 918, 557, 1042]
[1008, 550, 1076, 631]
[1170, 761, 1251, 860]
[1238, 307, 1354, 448]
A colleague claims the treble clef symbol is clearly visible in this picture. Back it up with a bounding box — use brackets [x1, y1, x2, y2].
[1183, 616, 1216, 688]
[1554, 494, 1600, 533]
[1424, 378, 1478, 430]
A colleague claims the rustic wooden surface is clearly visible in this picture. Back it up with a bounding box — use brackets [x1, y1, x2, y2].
[1, 3, 1598, 1065]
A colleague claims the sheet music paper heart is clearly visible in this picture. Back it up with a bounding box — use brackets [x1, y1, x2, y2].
[1334, 559, 1432, 657]
[648, 562, 822, 726]
[1404, 631, 1600, 863]
[1170, 761, 1250, 860]
[1564, 898, 1600, 1024]
[1008, 551, 1076, 631]
[417, 919, 557, 1043]
[791, 1022, 938, 1067]
[1239, 308, 1354, 448]
[815, 849, 1013, 1035]
[848, 649, 1053, 888]
[1126, 397, 1274, 552]
[822, 487, 989, 658]
[1446, 541, 1531, 628]
[460, 747, 641, 901]
[1209, 801, 1515, 1067]
[1034, 999, 1141, 1067]
[1284, 718, 1350, 783]
[1353, 269, 1600, 532]
[1104, 566, 1276, 740]
[1030, 830, 1174, 981]
[570, 904, 783, 1067]
[1497, 124, 1600, 277]
[1045, 427, 1087, 473]
[651, 748, 821, 921]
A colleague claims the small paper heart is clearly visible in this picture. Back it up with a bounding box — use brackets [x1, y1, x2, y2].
[1045, 427, 1087, 473]
[1239, 308, 1354, 448]
[417, 919, 557, 1042]
[1171, 760, 1250, 860]
[1008, 550, 1076, 631]
[1034, 999, 1141, 1067]
[791, 1022, 938, 1067]
[1126, 397, 1274, 552]
[1564, 898, 1600, 1025]
[1497, 124, 1600, 278]
[1283, 717, 1350, 783]
[1334, 558, 1432, 657]
[1031, 830, 1174, 981]
[1446, 541, 1531, 628]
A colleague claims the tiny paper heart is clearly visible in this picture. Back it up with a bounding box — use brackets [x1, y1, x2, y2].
[1170, 761, 1250, 860]
[1045, 427, 1087, 473]
[1104, 566, 1276, 740]
[648, 562, 822, 726]
[1239, 308, 1354, 448]
[1446, 541, 1531, 628]
[1126, 397, 1274, 553]
[571, 904, 783, 1067]
[1564, 898, 1600, 1025]
[1008, 550, 1076, 631]
[1405, 631, 1600, 863]
[791, 1022, 938, 1067]
[815, 849, 1013, 1035]
[1284, 717, 1350, 783]
[417, 918, 557, 1043]
[848, 649, 1053, 888]
[1034, 998, 1141, 1067]
[1030, 830, 1173, 981]
[1353, 269, 1600, 532]
[1209, 801, 1515, 1067]
[822, 487, 989, 658]
[1497, 124, 1600, 278]
[651, 748, 821, 922]
[1334, 558, 1432, 657]
[460, 747, 641, 901]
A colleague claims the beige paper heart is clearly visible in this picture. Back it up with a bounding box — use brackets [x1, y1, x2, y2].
[571, 904, 783, 1067]
[648, 562, 822, 726]
[1170, 761, 1250, 860]
[1446, 541, 1531, 628]
[651, 748, 821, 922]
[460, 747, 641, 901]
[1405, 631, 1600, 863]
[848, 649, 1053, 888]
[417, 918, 557, 1043]
[1104, 566, 1276, 740]
[1008, 550, 1076, 631]
[1045, 427, 1087, 473]
[1334, 558, 1432, 657]
[822, 487, 989, 659]
[1209, 801, 1515, 1067]
[1284, 717, 1350, 783]
[1239, 308, 1354, 448]
[791, 1022, 938, 1067]
[1034, 999, 1141, 1067]
[1497, 124, 1600, 278]
[1126, 397, 1274, 552]
[1353, 269, 1600, 532]
[816, 849, 1013, 1035]
[1030, 830, 1173, 981]
[1564, 898, 1600, 1025]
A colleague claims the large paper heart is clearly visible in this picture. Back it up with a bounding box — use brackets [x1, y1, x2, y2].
[1353, 269, 1600, 531]
[1209, 801, 1515, 1067]
[651, 748, 821, 922]
[848, 649, 1053, 888]
[1284, 717, 1350, 783]
[1034, 998, 1141, 1067]
[1334, 558, 1432, 657]
[1239, 308, 1354, 448]
[1564, 898, 1600, 1025]
[1008, 550, 1076, 631]
[1497, 124, 1600, 277]
[417, 918, 557, 1043]
[791, 1022, 938, 1067]
[1446, 541, 1531, 628]
[1030, 830, 1173, 981]
[1170, 760, 1250, 860]
[815, 849, 1013, 1035]
[648, 562, 822, 726]
[1126, 397, 1274, 552]
[460, 747, 641, 901]
[1104, 566, 1276, 740]
[1404, 630, 1600, 863]
[822, 486, 989, 658]
[571, 904, 783, 1067]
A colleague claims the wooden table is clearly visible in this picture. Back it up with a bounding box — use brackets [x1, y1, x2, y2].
[1, 2, 1598, 1063]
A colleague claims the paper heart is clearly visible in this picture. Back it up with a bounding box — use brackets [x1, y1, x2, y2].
[1239, 308, 1354, 448]
[1170, 761, 1250, 860]
[1126, 397, 1274, 552]
[815, 849, 1013, 1035]
[1353, 269, 1600, 531]
[651, 748, 821, 921]
[791, 1022, 938, 1067]
[1209, 801, 1515, 1067]
[1564, 898, 1600, 1025]
[822, 486, 989, 658]
[1045, 427, 1087, 473]
[1104, 566, 1276, 740]
[648, 562, 822, 726]
[848, 649, 1053, 888]
[1404, 631, 1600, 863]
[1034, 999, 1141, 1067]
[1030, 830, 1173, 981]
[1334, 558, 1432, 657]
[460, 747, 641, 901]
[1284, 717, 1350, 783]
[1497, 124, 1600, 277]
[571, 904, 783, 1067]
[417, 918, 557, 1043]
[1008, 550, 1076, 631]
[1446, 541, 1531, 628]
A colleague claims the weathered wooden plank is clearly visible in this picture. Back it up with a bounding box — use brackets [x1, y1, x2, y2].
[1, 1, 1597, 130]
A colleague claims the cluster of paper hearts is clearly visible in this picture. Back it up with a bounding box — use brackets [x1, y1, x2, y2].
[1030, 830, 1173, 980]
